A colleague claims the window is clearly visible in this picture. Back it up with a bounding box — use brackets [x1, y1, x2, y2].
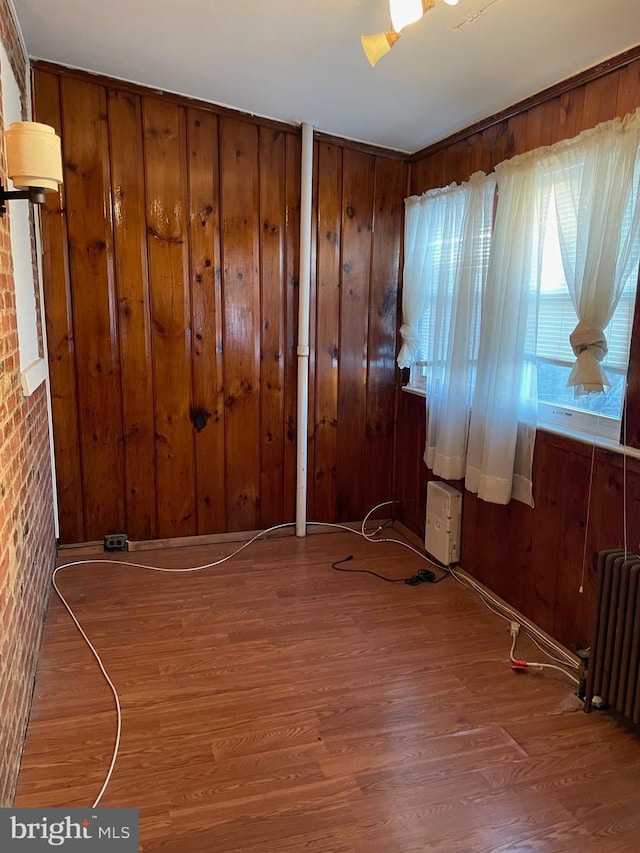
[534, 194, 638, 442]
[407, 227, 488, 395]
[406, 166, 640, 449]
[399, 114, 640, 506]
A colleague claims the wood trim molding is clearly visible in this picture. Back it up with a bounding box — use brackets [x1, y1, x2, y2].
[32, 60, 408, 159]
[408, 43, 640, 163]
[32, 59, 301, 136]
[313, 129, 406, 160]
[33, 44, 640, 164]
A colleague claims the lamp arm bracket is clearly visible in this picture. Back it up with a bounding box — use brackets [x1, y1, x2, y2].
[0, 181, 46, 216]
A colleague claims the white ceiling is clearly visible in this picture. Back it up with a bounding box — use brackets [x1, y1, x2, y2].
[10, 0, 640, 154]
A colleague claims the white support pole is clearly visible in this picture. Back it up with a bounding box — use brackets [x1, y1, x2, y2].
[296, 123, 314, 537]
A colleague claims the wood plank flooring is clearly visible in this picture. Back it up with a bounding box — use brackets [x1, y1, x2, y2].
[15, 531, 640, 851]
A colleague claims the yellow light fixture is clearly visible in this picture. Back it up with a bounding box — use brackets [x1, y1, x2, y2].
[361, 29, 402, 68]
[1, 121, 63, 216]
[362, 0, 444, 66]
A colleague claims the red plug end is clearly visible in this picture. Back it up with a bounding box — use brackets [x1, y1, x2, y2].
[511, 659, 528, 672]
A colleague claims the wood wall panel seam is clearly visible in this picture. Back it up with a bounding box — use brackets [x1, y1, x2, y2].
[142, 97, 197, 538]
[336, 148, 375, 521]
[60, 76, 126, 539]
[108, 87, 157, 541]
[258, 126, 287, 527]
[219, 117, 262, 531]
[187, 108, 226, 534]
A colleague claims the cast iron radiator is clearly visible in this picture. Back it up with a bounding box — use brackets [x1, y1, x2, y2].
[585, 549, 640, 720]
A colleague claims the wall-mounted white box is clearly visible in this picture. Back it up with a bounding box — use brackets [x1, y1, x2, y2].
[425, 481, 462, 566]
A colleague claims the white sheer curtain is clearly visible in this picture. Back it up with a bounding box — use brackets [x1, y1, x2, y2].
[397, 194, 445, 369]
[422, 173, 495, 480]
[548, 109, 640, 395]
[398, 108, 640, 508]
[465, 154, 549, 507]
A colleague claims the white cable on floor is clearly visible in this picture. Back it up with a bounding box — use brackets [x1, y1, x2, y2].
[51, 502, 577, 807]
[52, 565, 122, 809]
[53, 521, 297, 806]
[361, 502, 579, 677]
[529, 632, 578, 668]
[447, 566, 579, 670]
[508, 620, 579, 685]
[52, 511, 435, 806]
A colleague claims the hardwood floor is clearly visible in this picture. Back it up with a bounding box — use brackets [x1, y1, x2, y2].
[15, 530, 640, 851]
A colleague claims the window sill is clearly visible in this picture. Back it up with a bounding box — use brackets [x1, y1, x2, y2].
[401, 383, 426, 398]
[537, 419, 640, 461]
[20, 358, 47, 397]
[401, 382, 640, 462]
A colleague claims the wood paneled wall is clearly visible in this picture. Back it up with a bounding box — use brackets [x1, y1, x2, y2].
[33, 65, 406, 544]
[397, 52, 640, 651]
[309, 144, 405, 523]
[37, 52, 640, 651]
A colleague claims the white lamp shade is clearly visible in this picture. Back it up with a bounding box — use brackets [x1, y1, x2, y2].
[442, 0, 459, 5]
[5, 121, 63, 192]
[389, 0, 423, 32]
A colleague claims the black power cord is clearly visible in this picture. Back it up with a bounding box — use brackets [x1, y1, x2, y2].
[331, 555, 449, 585]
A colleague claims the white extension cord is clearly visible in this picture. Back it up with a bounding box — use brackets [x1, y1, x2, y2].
[51, 500, 578, 806]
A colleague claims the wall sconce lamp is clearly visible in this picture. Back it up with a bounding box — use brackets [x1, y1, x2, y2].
[0, 121, 63, 217]
[361, 0, 459, 67]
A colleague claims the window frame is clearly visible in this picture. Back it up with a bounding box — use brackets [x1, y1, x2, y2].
[403, 190, 640, 450]
[1, 41, 47, 396]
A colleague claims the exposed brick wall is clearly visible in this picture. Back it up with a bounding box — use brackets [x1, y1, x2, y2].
[0, 0, 57, 807]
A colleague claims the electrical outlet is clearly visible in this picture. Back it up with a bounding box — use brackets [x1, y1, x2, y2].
[104, 533, 128, 552]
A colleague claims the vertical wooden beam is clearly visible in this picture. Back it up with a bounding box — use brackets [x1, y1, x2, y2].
[108, 88, 156, 541]
[143, 97, 196, 538]
[187, 108, 226, 534]
[258, 127, 287, 528]
[219, 117, 261, 531]
[314, 143, 342, 522]
[365, 156, 405, 511]
[33, 69, 84, 543]
[60, 76, 124, 540]
[337, 148, 375, 521]
[283, 132, 300, 522]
